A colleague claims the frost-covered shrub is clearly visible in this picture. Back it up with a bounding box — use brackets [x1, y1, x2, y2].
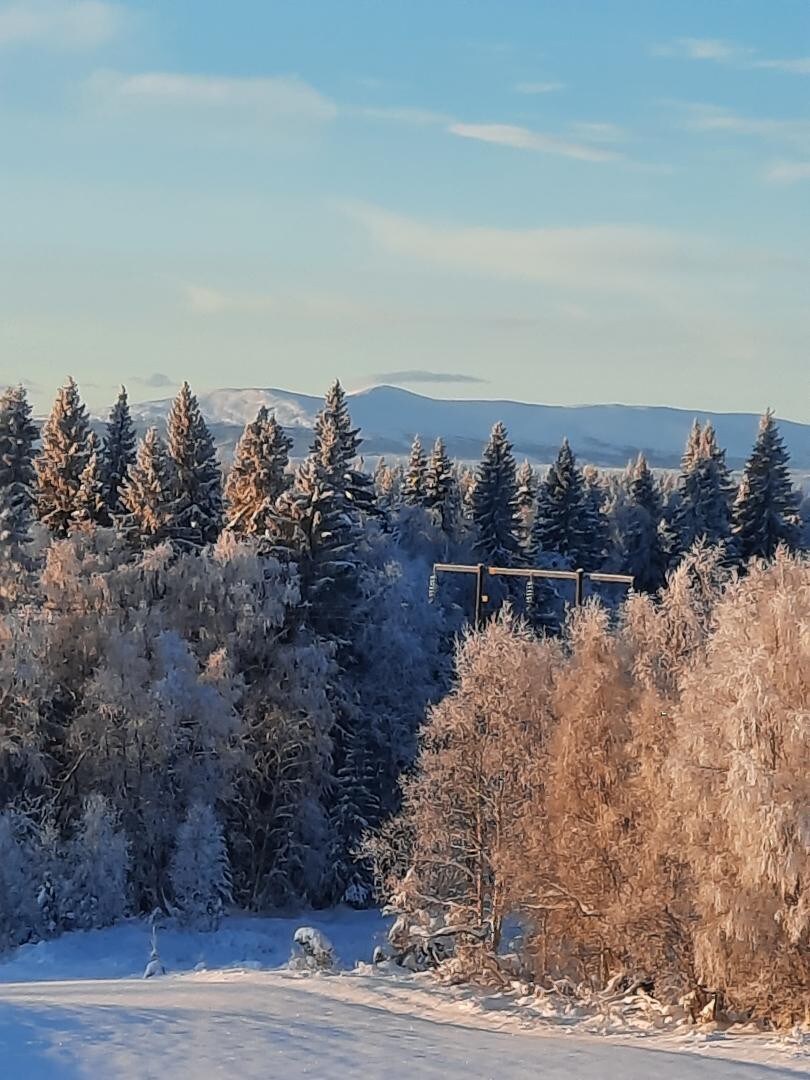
[169, 804, 232, 929]
[291, 926, 335, 971]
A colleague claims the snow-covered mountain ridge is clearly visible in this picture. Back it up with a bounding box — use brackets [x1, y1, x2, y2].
[126, 384, 810, 470]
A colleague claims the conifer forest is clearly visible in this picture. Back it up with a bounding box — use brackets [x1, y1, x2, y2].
[0, 376, 808, 1027]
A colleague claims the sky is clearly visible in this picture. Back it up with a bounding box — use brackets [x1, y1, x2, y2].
[1, 0, 809, 420]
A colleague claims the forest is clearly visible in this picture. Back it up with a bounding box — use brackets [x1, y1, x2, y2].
[0, 376, 807, 1025]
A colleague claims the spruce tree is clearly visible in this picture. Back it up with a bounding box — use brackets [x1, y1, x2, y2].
[472, 422, 522, 566]
[674, 420, 733, 554]
[732, 410, 800, 560]
[35, 377, 94, 538]
[515, 459, 537, 550]
[423, 436, 456, 534]
[101, 387, 137, 517]
[311, 380, 375, 517]
[276, 386, 376, 899]
[402, 435, 427, 506]
[0, 385, 38, 556]
[531, 438, 595, 567]
[119, 427, 176, 546]
[373, 456, 400, 513]
[621, 454, 667, 592]
[71, 439, 110, 529]
[582, 465, 609, 567]
[275, 395, 366, 644]
[166, 382, 223, 547]
[224, 406, 293, 537]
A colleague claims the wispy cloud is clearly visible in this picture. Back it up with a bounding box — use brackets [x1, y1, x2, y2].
[572, 122, 629, 144]
[513, 80, 564, 94]
[182, 283, 386, 321]
[132, 371, 174, 389]
[354, 104, 452, 125]
[343, 201, 784, 299]
[448, 122, 621, 162]
[373, 369, 488, 386]
[653, 38, 751, 63]
[90, 71, 337, 122]
[654, 37, 810, 76]
[753, 57, 810, 75]
[766, 161, 810, 185]
[675, 102, 810, 152]
[0, 0, 124, 49]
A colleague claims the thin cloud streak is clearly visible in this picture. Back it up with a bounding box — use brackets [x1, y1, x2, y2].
[373, 369, 489, 386]
[90, 71, 337, 121]
[448, 122, 620, 162]
[513, 80, 564, 94]
[654, 37, 810, 76]
[0, 0, 124, 49]
[343, 201, 791, 300]
[766, 161, 810, 184]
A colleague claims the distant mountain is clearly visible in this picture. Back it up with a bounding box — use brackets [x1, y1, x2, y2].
[126, 385, 810, 471]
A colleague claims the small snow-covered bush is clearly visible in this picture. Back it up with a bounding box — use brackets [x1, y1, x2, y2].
[291, 926, 336, 970]
[169, 803, 232, 929]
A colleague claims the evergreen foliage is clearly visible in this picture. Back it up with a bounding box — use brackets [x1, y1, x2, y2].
[673, 421, 734, 555]
[166, 382, 223, 547]
[423, 436, 456, 535]
[35, 377, 94, 538]
[101, 387, 137, 516]
[471, 422, 522, 566]
[402, 435, 427, 506]
[170, 803, 232, 928]
[531, 438, 601, 567]
[0, 384, 38, 574]
[732, 410, 800, 560]
[71, 439, 111, 529]
[118, 428, 176, 546]
[225, 406, 293, 537]
[514, 458, 537, 549]
[618, 454, 667, 593]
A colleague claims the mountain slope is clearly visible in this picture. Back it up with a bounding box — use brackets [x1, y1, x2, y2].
[127, 385, 810, 470]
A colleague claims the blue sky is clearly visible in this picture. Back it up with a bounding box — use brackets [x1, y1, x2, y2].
[1, 0, 808, 420]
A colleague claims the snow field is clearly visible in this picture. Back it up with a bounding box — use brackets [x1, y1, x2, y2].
[0, 911, 807, 1079]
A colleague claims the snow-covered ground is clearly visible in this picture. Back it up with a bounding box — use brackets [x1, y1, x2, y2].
[0, 911, 807, 1079]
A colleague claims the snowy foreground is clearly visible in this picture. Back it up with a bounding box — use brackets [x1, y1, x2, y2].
[0, 911, 807, 1079]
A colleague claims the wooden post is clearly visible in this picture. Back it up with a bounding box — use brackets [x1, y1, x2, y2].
[474, 563, 486, 629]
[574, 568, 585, 607]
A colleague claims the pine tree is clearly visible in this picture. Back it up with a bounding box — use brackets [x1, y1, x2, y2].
[423, 436, 456, 535]
[732, 410, 800, 561]
[402, 435, 427, 506]
[71, 439, 110, 529]
[531, 438, 596, 567]
[101, 387, 136, 517]
[472, 422, 522, 566]
[166, 382, 223, 547]
[674, 420, 733, 554]
[0, 385, 38, 558]
[35, 377, 94, 538]
[119, 427, 176, 545]
[224, 406, 292, 537]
